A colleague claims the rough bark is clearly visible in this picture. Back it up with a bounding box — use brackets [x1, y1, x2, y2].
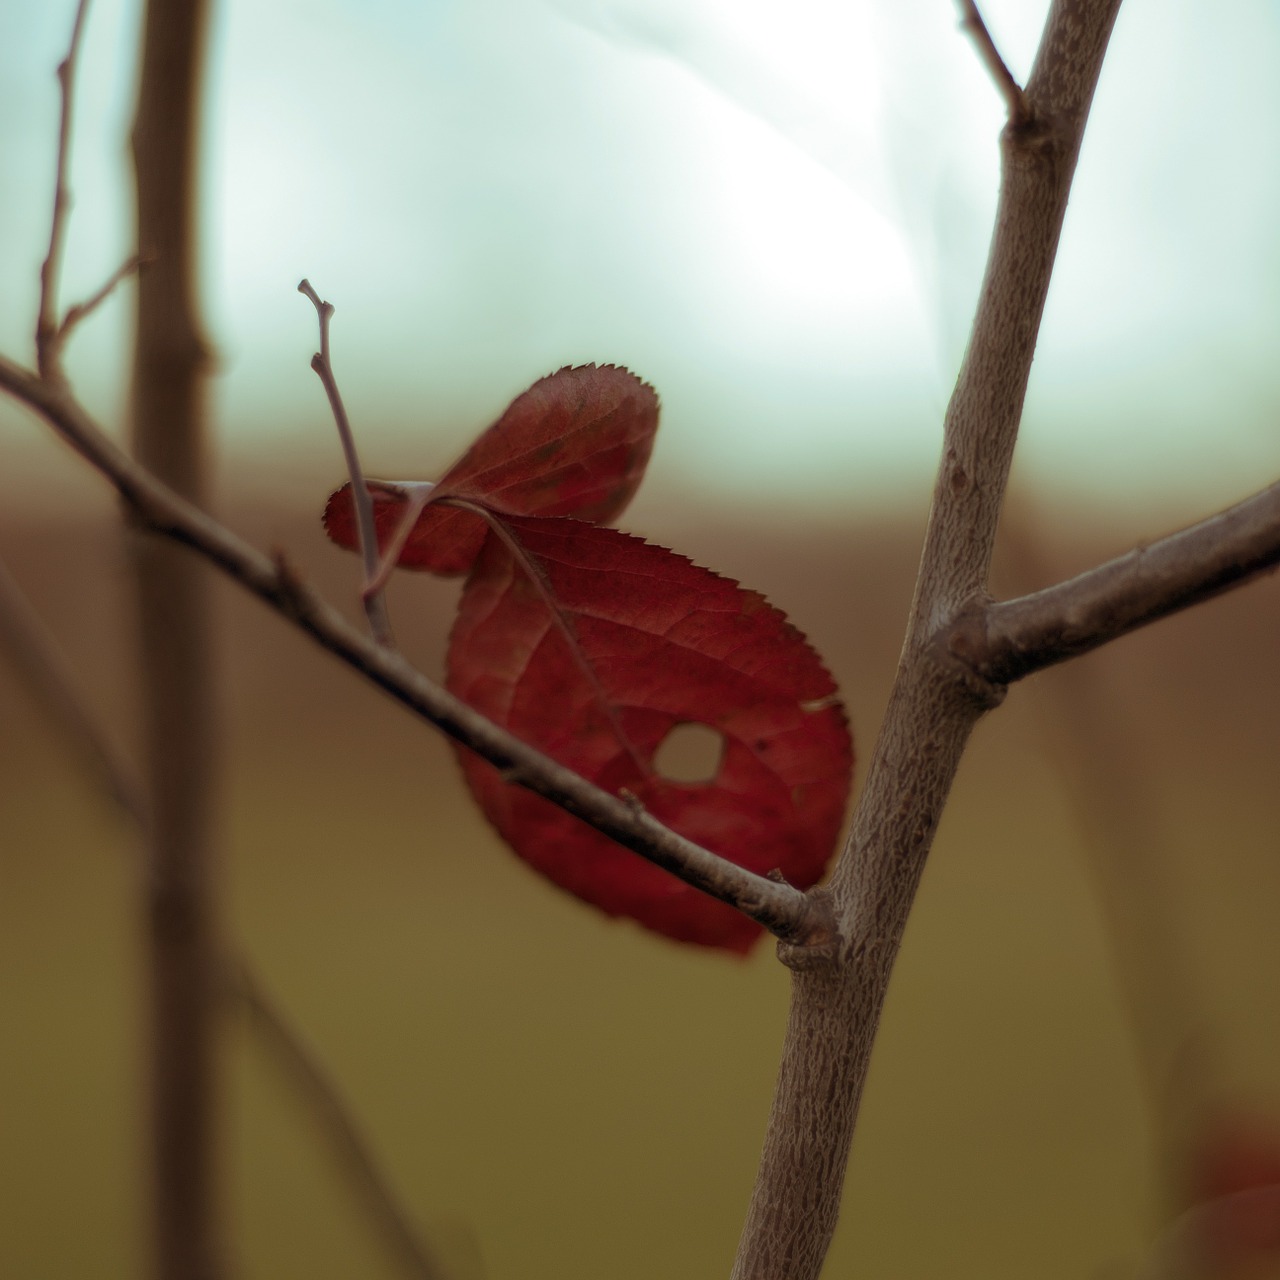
[731, 3, 1126, 1275]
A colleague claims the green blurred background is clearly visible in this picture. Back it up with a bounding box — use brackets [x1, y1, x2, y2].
[2, 0, 1279, 1276]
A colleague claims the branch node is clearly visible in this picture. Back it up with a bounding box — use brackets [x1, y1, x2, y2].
[57, 252, 150, 346]
[617, 786, 647, 816]
[934, 603, 1008, 710]
[957, 0, 1031, 127]
[271, 548, 320, 626]
[776, 892, 841, 969]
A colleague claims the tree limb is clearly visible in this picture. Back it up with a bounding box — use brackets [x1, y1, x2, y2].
[0, 556, 147, 822]
[0, 354, 827, 950]
[948, 478, 1280, 685]
[732, 2, 1126, 1276]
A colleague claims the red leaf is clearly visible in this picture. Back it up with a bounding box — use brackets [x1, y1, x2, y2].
[323, 364, 658, 575]
[320, 363, 853, 949]
[446, 515, 853, 953]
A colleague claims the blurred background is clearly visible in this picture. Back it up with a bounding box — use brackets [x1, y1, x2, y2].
[2, 0, 1279, 1276]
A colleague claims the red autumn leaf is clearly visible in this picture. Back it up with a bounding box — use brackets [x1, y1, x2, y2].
[323, 364, 657, 575]
[445, 514, 853, 953]
[322, 362, 854, 949]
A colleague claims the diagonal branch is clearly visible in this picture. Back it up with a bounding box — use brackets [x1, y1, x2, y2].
[298, 279, 395, 647]
[229, 965, 450, 1280]
[0, 555, 146, 822]
[0, 352, 828, 949]
[948, 478, 1280, 685]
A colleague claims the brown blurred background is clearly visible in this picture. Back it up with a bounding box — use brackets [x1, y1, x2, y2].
[2, 452, 1277, 1278]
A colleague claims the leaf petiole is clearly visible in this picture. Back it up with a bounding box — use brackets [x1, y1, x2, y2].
[362, 482, 436, 600]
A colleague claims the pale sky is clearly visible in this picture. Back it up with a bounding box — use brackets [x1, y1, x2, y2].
[2, 0, 1278, 514]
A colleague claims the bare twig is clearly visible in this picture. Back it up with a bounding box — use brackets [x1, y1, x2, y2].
[993, 511, 1217, 1208]
[951, 478, 1280, 686]
[36, 0, 92, 377]
[0, 354, 827, 949]
[298, 279, 395, 647]
[60, 251, 149, 340]
[0, 555, 146, 823]
[956, 0, 1031, 126]
[231, 965, 448, 1280]
[365, 482, 435, 597]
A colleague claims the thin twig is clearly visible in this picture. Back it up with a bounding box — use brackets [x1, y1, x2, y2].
[37, 0, 92, 376]
[365, 482, 435, 597]
[60, 251, 150, 340]
[298, 279, 395, 647]
[0, 353, 827, 949]
[951, 478, 1280, 685]
[994, 510, 1217, 1204]
[956, 0, 1031, 126]
[231, 964, 448, 1280]
[0, 555, 146, 823]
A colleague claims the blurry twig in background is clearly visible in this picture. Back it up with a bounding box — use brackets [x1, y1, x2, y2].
[0, 556, 146, 823]
[231, 966, 453, 1280]
[0, 555, 453, 1280]
[998, 508, 1280, 1277]
[995, 510, 1213, 1194]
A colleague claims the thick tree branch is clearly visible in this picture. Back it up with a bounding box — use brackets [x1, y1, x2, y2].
[732, 3, 1126, 1276]
[0, 556, 146, 822]
[947, 478, 1280, 684]
[0, 355, 827, 950]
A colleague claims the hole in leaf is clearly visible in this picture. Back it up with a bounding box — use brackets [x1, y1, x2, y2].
[653, 722, 725, 784]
